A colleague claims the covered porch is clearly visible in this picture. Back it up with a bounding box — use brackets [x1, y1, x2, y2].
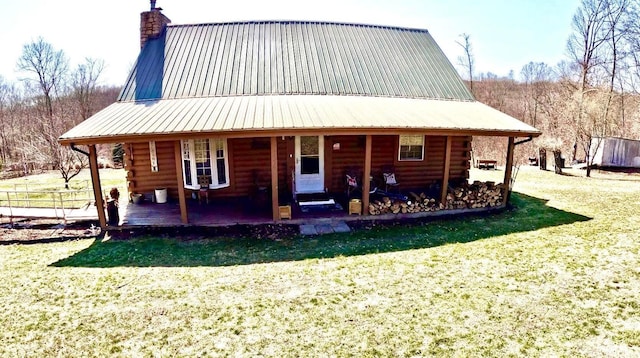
[82, 135, 523, 229]
[113, 189, 509, 230]
[61, 97, 538, 230]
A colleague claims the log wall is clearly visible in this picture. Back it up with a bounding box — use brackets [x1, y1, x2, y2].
[124, 141, 179, 199]
[326, 135, 471, 192]
[124, 135, 471, 201]
[125, 138, 289, 201]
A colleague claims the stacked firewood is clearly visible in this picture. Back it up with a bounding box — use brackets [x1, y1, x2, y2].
[368, 193, 439, 215]
[367, 181, 503, 215]
[444, 181, 504, 210]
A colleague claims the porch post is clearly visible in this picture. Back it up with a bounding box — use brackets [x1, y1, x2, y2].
[174, 141, 188, 224]
[270, 136, 280, 221]
[502, 137, 515, 205]
[88, 145, 107, 229]
[440, 135, 452, 205]
[362, 135, 372, 215]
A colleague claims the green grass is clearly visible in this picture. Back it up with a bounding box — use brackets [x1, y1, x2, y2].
[0, 169, 126, 208]
[1, 167, 639, 356]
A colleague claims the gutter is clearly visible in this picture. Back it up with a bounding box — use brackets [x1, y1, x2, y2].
[514, 135, 533, 146]
[70, 143, 90, 157]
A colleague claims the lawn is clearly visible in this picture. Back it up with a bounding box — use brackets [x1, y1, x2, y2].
[0, 169, 126, 208]
[1, 167, 639, 356]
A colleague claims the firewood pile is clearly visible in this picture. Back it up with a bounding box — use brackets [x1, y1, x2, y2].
[367, 181, 504, 215]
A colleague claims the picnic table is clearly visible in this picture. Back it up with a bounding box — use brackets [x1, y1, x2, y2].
[476, 159, 497, 170]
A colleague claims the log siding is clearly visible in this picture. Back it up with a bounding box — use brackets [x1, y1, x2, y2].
[124, 134, 471, 201]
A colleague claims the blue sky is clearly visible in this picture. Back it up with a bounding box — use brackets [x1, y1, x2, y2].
[0, 0, 580, 87]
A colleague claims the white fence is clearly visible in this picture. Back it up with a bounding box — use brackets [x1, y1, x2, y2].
[0, 189, 95, 210]
[0, 185, 127, 223]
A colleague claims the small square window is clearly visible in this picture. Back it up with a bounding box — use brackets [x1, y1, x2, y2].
[398, 135, 424, 161]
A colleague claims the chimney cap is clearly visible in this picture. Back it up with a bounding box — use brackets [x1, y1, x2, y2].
[150, 0, 157, 10]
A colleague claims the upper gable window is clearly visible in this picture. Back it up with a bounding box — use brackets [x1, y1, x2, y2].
[398, 135, 424, 161]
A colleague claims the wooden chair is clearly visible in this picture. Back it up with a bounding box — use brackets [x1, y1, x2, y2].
[197, 175, 211, 204]
[381, 165, 400, 193]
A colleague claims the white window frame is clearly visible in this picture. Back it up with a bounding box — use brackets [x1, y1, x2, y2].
[180, 138, 230, 190]
[398, 135, 425, 161]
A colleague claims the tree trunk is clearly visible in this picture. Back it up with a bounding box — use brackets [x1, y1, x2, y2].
[539, 148, 547, 171]
[553, 150, 563, 174]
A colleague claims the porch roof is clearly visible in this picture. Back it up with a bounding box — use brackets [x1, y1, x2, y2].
[59, 94, 540, 144]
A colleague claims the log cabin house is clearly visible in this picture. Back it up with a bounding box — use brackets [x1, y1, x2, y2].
[59, 4, 540, 228]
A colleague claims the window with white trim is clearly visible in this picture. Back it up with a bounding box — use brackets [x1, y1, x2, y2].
[181, 138, 229, 189]
[398, 135, 425, 161]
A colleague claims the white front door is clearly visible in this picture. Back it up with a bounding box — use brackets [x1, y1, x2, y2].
[295, 136, 324, 193]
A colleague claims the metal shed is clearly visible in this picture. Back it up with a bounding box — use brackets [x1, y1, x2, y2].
[590, 137, 640, 168]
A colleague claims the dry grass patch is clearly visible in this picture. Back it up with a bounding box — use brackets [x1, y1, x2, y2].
[1, 167, 639, 356]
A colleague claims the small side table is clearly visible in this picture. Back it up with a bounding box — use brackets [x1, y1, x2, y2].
[349, 199, 362, 215]
[279, 205, 292, 220]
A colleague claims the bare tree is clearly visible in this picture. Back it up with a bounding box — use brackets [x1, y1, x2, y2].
[625, 0, 640, 93]
[456, 33, 475, 93]
[71, 58, 105, 121]
[567, 0, 611, 91]
[58, 146, 89, 189]
[16, 37, 68, 120]
[567, 0, 618, 176]
[0, 77, 10, 166]
[16, 38, 69, 172]
[521, 62, 554, 127]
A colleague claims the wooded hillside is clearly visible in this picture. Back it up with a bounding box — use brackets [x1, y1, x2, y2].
[465, 0, 640, 177]
[2, 0, 640, 181]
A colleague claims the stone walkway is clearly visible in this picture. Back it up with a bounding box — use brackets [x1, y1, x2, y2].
[299, 219, 351, 236]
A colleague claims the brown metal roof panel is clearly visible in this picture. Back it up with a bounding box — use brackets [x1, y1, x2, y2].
[60, 95, 541, 143]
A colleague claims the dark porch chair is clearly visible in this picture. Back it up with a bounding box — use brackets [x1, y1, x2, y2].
[345, 167, 378, 199]
[345, 168, 360, 199]
[251, 170, 270, 208]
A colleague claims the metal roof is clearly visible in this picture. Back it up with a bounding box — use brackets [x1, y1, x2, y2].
[118, 21, 474, 101]
[59, 95, 540, 144]
[59, 20, 541, 144]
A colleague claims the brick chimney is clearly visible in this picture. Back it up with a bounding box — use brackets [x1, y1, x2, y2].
[140, 1, 171, 49]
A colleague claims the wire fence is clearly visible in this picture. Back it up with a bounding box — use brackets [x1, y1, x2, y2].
[0, 184, 127, 210]
[0, 189, 95, 210]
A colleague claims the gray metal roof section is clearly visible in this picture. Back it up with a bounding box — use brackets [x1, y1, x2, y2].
[119, 21, 474, 101]
[59, 95, 540, 143]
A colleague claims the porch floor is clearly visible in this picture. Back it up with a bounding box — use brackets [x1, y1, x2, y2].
[118, 195, 357, 228]
[116, 195, 504, 231]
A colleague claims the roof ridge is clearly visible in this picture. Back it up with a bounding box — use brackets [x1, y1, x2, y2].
[119, 93, 474, 104]
[166, 20, 430, 34]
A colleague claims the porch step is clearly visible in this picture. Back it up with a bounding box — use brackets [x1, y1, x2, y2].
[299, 220, 351, 236]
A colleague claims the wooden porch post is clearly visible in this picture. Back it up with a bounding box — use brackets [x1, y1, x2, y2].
[88, 145, 107, 229]
[440, 136, 452, 205]
[502, 137, 515, 205]
[174, 141, 188, 224]
[271, 136, 280, 221]
[362, 135, 372, 215]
